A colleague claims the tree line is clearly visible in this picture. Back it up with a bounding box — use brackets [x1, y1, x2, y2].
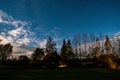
[0, 33, 120, 68]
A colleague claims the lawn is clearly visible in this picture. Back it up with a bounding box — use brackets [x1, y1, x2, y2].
[0, 67, 119, 80]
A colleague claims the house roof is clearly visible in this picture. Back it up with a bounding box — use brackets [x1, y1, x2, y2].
[42, 52, 61, 61]
[42, 53, 53, 61]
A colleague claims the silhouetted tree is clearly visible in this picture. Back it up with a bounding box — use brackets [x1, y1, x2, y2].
[73, 34, 82, 58]
[66, 39, 75, 60]
[18, 55, 29, 60]
[90, 33, 96, 52]
[18, 55, 30, 65]
[82, 33, 89, 55]
[110, 37, 117, 57]
[92, 37, 101, 57]
[60, 40, 67, 64]
[73, 35, 78, 56]
[46, 37, 56, 53]
[99, 32, 104, 52]
[77, 34, 82, 59]
[0, 43, 13, 61]
[117, 36, 120, 54]
[60, 39, 75, 64]
[104, 35, 112, 55]
[31, 48, 44, 61]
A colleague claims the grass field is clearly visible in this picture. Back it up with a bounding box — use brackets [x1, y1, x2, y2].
[0, 67, 120, 80]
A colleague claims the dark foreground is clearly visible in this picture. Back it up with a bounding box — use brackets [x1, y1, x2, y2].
[0, 67, 120, 80]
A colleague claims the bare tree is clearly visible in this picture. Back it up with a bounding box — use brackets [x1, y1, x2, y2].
[73, 34, 80, 56]
[73, 35, 78, 56]
[77, 34, 82, 58]
[111, 37, 117, 56]
[116, 36, 120, 56]
[99, 32, 104, 52]
[82, 33, 89, 56]
[46, 37, 56, 53]
[92, 37, 101, 57]
[73, 33, 82, 58]
[90, 33, 96, 43]
[90, 33, 96, 53]
[104, 35, 112, 55]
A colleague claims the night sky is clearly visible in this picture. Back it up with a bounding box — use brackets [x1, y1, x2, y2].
[0, 0, 120, 48]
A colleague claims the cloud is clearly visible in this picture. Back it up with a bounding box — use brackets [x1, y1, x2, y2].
[0, 10, 35, 46]
[39, 39, 47, 48]
[0, 10, 36, 56]
[0, 10, 27, 28]
[0, 34, 13, 44]
[8, 27, 26, 37]
[114, 31, 120, 37]
[0, 10, 62, 56]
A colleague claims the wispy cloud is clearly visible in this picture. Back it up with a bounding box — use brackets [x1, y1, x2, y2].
[8, 27, 26, 37]
[39, 39, 47, 48]
[0, 10, 36, 55]
[114, 31, 120, 37]
[0, 10, 34, 46]
[0, 10, 63, 55]
[0, 10, 27, 28]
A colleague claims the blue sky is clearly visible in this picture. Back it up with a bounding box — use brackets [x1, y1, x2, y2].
[0, 0, 120, 48]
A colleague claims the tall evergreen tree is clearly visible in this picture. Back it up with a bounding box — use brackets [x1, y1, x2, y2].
[66, 39, 75, 59]
[60, 40, 67, 64]
[60, 39, 75, 64]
